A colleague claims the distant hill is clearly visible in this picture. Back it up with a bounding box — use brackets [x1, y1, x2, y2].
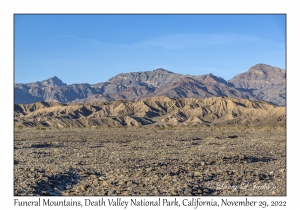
[14, 64, 286, 106]
[14, 96, 286, 127]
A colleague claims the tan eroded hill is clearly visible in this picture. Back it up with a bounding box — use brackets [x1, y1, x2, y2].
[14, 96, 286, 128]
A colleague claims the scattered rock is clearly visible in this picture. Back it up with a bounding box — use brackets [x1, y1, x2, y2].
[194, 172, 201, 177]
[14, 127, 286, 196]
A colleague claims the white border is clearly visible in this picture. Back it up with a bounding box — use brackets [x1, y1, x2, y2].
[2, 0, 297, 209]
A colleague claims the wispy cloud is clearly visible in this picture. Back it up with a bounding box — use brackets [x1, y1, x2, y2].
[45, 34, 79, 39]
[132, 33, 284, 49]
[47, 33, 284, 51]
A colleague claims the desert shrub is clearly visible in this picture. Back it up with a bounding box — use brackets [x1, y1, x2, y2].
[262, 126, 271, 132]
[237, 126, 246, 131]
[16, 125, 23, 129]
[159, 127, 165, 130]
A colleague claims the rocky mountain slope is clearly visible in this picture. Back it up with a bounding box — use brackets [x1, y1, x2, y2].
[14, 96, 286, 127]
[14, 64, 286, 106]
[228, 64, 286, 106]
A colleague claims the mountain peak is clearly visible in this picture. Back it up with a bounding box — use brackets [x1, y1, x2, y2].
[250, 63, 284, 72]
[50, 76, 59, 79]
[252, 63, 271, 68]
[41, 76, 67, 87]
[199, 73, 228, 84]
[153, 68, 174, 74]
[228, 63, 286, 97]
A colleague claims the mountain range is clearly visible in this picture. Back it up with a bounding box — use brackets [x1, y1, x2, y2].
[14, 64, 286, 106]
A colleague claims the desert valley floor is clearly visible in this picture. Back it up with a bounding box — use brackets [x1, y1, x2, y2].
[14, 126, 286, 196]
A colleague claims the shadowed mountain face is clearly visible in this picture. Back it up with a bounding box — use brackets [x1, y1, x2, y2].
[14, 64, 286, 106]
[14, 96, 286, 127]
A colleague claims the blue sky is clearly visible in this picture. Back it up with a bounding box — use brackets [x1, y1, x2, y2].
[14, 14, 286, 85]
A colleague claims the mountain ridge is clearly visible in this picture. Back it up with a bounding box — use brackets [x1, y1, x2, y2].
[14, 64, 286, 106]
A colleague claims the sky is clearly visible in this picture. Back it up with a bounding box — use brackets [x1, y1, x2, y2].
[14, 14, 286, 85]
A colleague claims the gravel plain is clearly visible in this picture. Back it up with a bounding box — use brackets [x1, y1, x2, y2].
[14, 126, 286, 196]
